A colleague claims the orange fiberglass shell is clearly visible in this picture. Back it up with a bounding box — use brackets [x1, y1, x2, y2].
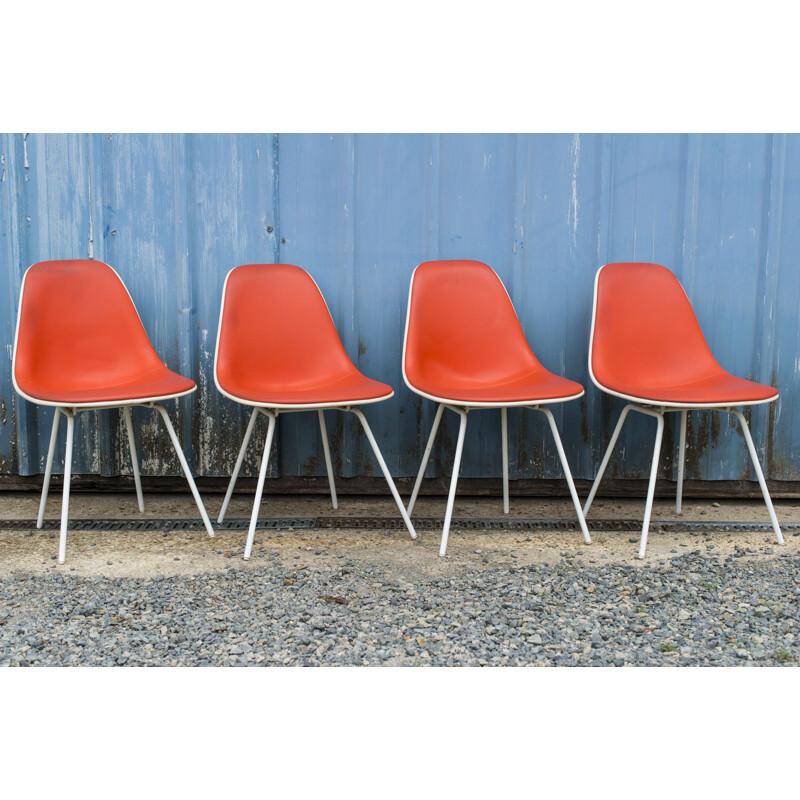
[590, 262, 778, 407]
[403, 260, 583, 405]
[13, 260, 195, 406]
[214, 263, 393, 407]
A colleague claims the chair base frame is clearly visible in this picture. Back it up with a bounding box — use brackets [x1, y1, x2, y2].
[406, 403, 592, 556]
[38, 401, 215, 563]
[583, 402, 784, 558]
[217, 405, 417, 560]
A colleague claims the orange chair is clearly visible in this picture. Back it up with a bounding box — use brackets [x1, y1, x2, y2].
[584, 262, 784, 557]
[214, 263, 417, 559]
[403, 260, 591, 555]
[12, 259, 215, 562]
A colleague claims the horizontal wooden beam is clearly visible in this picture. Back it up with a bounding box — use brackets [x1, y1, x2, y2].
[2, 475, 799, 500]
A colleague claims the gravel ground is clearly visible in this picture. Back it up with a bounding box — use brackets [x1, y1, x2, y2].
[1, 493, 798, 666]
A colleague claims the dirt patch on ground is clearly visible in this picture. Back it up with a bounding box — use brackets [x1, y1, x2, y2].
[1, 492, 796, 579]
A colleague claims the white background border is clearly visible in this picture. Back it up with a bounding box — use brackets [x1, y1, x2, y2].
[2, 1, 798, 795]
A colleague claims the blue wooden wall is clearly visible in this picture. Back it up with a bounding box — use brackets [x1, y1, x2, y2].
[1, 133, 797, 484]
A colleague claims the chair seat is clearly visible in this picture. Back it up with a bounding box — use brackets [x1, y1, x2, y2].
[18, 365, 196, 405]
[414, 368, 584, 405]
[590, 263, 779, 408]
[220, 372, 393, 406]
[600, 371, 778, 406]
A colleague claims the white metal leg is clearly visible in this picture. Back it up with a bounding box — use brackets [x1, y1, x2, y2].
[676, 409, 687, 514]
[639, 411, 665, 559]
[318, 409, 338, 510]
[244, 411, 277, 559]
[583, 403, 634, 516]
[218, 407, 259, 523]
[58, 411, 75, 564]
[407, 403, 444, 516]
[37, 407, 61, 529]
[732, 409, 784, 545]
[351, 409, 416, 539]
[155, 404, 215, 538]
[123, 405, 144, 513]
[539, 407, 591, 544]
[501, 407, 509, 514]
[440, 408, 468, 556]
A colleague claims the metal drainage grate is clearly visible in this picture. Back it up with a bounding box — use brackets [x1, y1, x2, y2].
[0, 517, 797, 533]
[317, 517, 800, 533]
[0, 518, 316, 532]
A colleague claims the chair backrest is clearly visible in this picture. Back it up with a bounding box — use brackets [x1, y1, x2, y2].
[590, 262, 721, 392]
[13, 260, 165, 398]
[403, 260, 543, 391]
[215, 263, 358, 395]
